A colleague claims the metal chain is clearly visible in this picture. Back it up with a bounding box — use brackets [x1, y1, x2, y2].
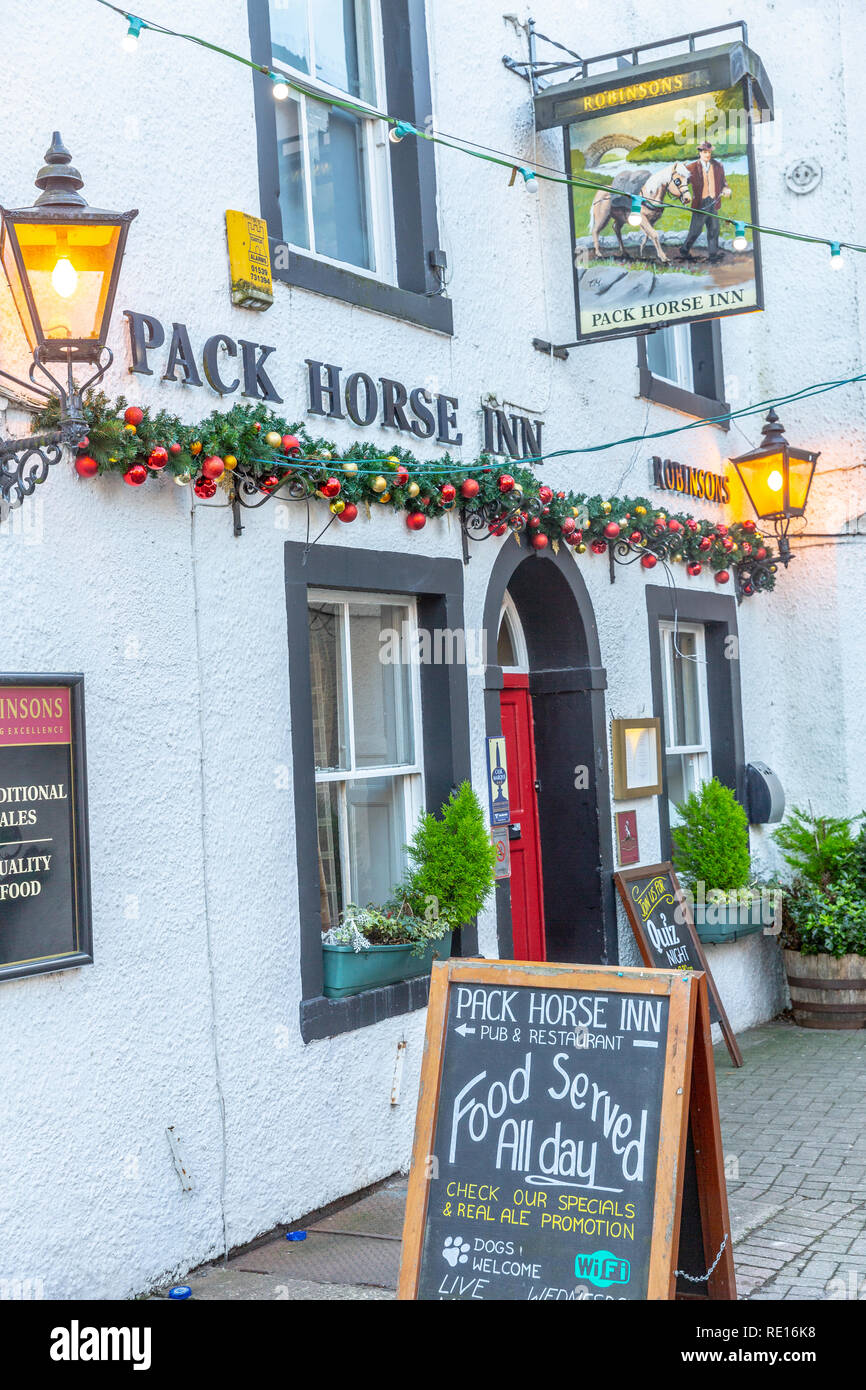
[674, 1232, 729, 1283]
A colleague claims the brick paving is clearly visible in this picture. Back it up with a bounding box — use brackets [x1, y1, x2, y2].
[160, 1018, 866, 1300]
[717, 1019, 866, 1301]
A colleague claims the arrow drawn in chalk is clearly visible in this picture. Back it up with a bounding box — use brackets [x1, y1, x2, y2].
[455, 1023, 476, 1037]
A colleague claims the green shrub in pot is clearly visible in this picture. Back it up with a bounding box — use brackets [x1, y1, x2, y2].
[671, 778, 757, 943]
[399, 780, 497, 934]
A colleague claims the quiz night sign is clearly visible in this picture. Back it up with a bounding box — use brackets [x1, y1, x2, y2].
[0, 678, 92, 982]
[534, 40, 771, 343]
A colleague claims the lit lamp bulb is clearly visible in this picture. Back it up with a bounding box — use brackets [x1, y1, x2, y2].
[830, 241, 844, 270]
[51, 257, 78, 298]
[271, 75, 290, 100]
[122, 16, 144, 51]
[767, 469, 784, 493]
[732, 221, 748, 252]
[627, 196, 643, 227]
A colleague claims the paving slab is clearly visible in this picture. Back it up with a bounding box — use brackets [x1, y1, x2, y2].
[231, 1230, 401, 1289]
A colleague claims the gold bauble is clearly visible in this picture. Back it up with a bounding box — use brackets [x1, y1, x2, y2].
[320, 450, 332, 460]
[378, 492, 391, 504]
[386, 455, 400, 468]
[577, 543, 587, 553]
[190, 441, 202, 456]
[343, 460, 358, 476]
[330, 499, 346, 514]
[601, 501, 611, 514]
[124, 423, 137, 434]
[635, 505, 647, 515]
[224, 455, 238, 471]
[407, 481, 420, 498]
[265, 431, 282, 448]
[673, 552, 683, 562]
[372, 475, 388, 493]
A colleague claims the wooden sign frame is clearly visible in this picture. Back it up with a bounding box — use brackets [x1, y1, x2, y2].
[399, 959, 713, 1301]
[614, 862, 744, 1069]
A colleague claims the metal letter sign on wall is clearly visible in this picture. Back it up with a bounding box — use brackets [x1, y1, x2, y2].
[534, 38, 773, 343]
[0, 676, 92, 982]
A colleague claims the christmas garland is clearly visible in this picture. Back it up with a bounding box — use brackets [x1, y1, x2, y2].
[35, 393, 778, 595]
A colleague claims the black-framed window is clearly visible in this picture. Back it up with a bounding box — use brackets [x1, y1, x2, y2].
[637, 320, 728, 424]
[248, 0, 452, 335]
[646, 587, 745, 859]
[287, 544, 470, 1042]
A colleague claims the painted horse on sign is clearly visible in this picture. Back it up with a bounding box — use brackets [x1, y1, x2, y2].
[589, 163, 692, 263]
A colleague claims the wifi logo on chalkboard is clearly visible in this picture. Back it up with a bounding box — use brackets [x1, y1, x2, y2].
[574, 1251, 631, 1288]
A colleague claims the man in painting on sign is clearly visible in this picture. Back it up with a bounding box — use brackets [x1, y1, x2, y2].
[679, 141, 732, 263]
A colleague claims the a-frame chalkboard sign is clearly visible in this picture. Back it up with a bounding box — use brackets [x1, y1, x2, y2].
[614, 862, 744, 1068]
[398, 960, 735, 1301]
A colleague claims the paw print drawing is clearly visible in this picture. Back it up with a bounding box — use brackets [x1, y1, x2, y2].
[442, 1236, 470, 1267]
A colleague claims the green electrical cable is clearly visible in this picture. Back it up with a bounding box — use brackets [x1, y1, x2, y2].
[91, 0, 866, 256]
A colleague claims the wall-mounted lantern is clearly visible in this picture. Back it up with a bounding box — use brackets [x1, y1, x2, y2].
[729, 409, 819, 565]
[0, 133, 137, 509]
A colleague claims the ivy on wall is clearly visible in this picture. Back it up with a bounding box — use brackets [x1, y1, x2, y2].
[36, 393, 778, 595]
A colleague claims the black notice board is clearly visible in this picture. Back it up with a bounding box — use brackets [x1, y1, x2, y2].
[614, 864, 743, 1068]
[0, 676, 92, 982]
[399, 961, 700, 1301]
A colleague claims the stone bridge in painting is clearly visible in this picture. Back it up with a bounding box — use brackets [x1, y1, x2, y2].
[584, 134, 640, 167]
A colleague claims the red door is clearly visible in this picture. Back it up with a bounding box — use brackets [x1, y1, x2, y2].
[499, 675, 546, 960]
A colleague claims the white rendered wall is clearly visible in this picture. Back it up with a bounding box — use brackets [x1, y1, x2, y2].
[0, 0, 862, 1297]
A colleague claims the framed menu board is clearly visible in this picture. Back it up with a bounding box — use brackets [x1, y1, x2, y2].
[0, 675, 92, 982]
[399, 958, 735, 1301]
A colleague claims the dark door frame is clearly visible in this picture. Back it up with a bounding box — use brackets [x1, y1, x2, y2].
[482, 541, 617, 964]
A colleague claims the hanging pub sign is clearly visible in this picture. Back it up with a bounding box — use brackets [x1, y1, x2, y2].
[398, 959, 735, 1300]
[0, 676, 92, 982]
[534, 37, 773, 343]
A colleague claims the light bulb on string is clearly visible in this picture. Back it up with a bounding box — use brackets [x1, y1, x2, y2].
[519, 167, 538, 194]
[830, 241, 844, 270]
[271, 73, 291, 100]
[732, 222, 748, 252]
[389, 121, 417, 144]
[122, 16, 144, 51]
[627, 196, 643, 227]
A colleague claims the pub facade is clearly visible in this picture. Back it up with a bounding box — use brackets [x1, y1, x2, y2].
[0, 0, 863, 1298]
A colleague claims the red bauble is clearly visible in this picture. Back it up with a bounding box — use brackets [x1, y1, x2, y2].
[529, 517, 541, 529]
[565, 531, 580, 546]
[440, 483, 456, 503]
[531, 533, 549, 549]
[194, 477, 217, 499]
[322, 477, 341, 498]
[123, 464, 148, 487]
[396, 466, 410, 486]
[742, 583, 754, 595]
[202, 455, 225, 481]
[698, 537, 712, 552]
[686, 518, 698, 532]
[147, 446, 169, 471]
[591, 539, 608, 555]
[124, 406, 144, 427]
[169, 442, 182, 456]
[603, 521, 621, 539]
[75, 455, 99, 478]
[667, 518, 682, 533]
[253, 422, 262, 433]
[338, 503, 358, 523]
[715, 523, 728, 536]
[630, 530, 642, 543]
[756, 546, 768, 560]
[498, 474, 515, 493]
[722, 537, 734, 552]
[538, 485, 553, 504]
[260, 474, 280, 492]
[641, 553, 658, 569]
[406, 511, 427, 531]
[561, 516, 576, 535]
[282, 434, 301, 456]
[742, 519, 756, 532]
[488, 518, 507, 536]
[77, 436, 89, 451]
[687, 562, 702, 577]
[460, 478, 480, 499]
[716, 569, 730, 584]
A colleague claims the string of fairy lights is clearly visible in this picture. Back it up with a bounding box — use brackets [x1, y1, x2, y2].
[92, 0, 866, 266]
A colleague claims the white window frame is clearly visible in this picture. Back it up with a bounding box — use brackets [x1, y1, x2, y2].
[646, 323, 695, 392]
[309, 588, 424, 916]
[497, 593, 529, 673]
[659, 619, 712, 819]
[270, 0, 396, 282]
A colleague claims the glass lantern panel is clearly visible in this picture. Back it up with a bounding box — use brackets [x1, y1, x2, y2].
[13, 219, 121, 343]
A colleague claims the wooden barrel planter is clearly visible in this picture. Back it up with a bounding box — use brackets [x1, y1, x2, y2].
[784, 951, 866, 1029]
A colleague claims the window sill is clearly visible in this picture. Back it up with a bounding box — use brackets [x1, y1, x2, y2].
[300, 973, 432, 1042]
[638, 367, 729, 428]
[271, 241, 453, 335]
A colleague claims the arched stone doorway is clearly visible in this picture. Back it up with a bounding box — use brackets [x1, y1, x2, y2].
[483, 544, 616, 964]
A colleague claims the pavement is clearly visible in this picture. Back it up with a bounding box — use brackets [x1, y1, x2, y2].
[155, 1019, 866, 1302]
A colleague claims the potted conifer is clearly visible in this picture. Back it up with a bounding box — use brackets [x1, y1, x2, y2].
[322, 782, 496, 1000]
[672, 778, 764, 943]
[775, 807, 866, 1028]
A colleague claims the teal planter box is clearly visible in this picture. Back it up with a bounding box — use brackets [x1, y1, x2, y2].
[694, 901, 765, 946]
[322, 932, 453, 1000]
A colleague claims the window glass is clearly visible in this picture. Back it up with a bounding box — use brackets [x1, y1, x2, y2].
[660, 622, 711, 823]
[316, 782, 343, 930]
[306, 104, 374, 271]
[346, 776, 407, 906]
[315, 0, 376, 101]
[309, 601, 348, 769]
[646, 323, 694, 391]
[349, 602, 414, 768]
[269, 0, 311, 75]
[276, 97, 310, 251]
[497, 615, 516, 668]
